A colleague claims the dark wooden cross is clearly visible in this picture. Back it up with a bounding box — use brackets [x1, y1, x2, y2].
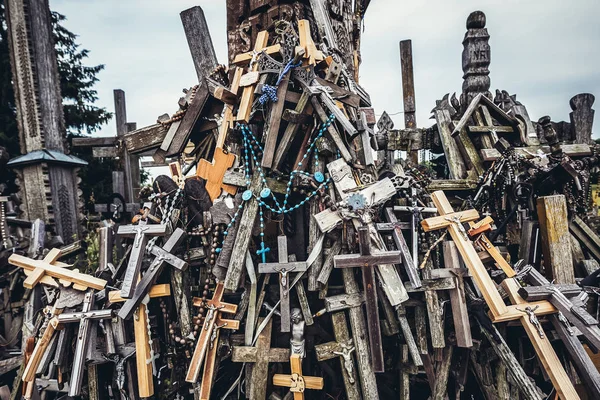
[118, 228, 188, 320]
[186, 282, 237, 383]
[116, 221, 167, 298]
[273, 354, 324, 400]
[259, 235, 308, 332]
[231, 318, 290, 399]
[333, 225, 401, 373]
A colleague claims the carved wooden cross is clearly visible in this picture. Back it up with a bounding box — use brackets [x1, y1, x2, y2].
[273, 354, 324, 400]
[314, 312, 360, 399]
[118, 228, 188, 320]
[195, 147, 237, 201]
[186, 281, 237, 383]
[9, 249, 107, 291]
[259, 235, 308, 332]
[116, 221, 167, 298]
[233, 30, 278, 123]
[110, 283, 172, 398]
[334, 225, 401, 373]
[231, 318, 290, 399]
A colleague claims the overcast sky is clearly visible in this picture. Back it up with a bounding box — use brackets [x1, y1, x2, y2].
[51, 0, 599, 141]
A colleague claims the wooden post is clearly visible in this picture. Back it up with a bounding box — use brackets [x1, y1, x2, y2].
[537, 195, 574, 284]
[180, 6, 218, 83]
[399, 40, 419, 164]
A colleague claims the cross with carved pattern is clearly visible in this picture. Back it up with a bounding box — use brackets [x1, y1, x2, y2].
[118, 228, 188, 320]
[194, 147, 237, 201]
[233, 30, 279, 123]
[333, 225, 401, 373]
[273, 354, 324, 400]
[116, 220, 167, 298]
[186, 281, 237, 383]
[198, 313, 240, 400]
[231, 318, 291, 400]
[259, 235, 308, 332]
[109, 283, 172, 398]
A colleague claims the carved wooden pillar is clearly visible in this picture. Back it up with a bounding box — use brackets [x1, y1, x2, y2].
[461, 11, 491, 110]
[5, 0, 85, 243]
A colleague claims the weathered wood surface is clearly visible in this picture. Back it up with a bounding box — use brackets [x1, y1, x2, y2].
[480, 144, 592, 161]
[443, 242, 473, 348]
[181, 6, 218, 83]
[537, 195, 574, 284]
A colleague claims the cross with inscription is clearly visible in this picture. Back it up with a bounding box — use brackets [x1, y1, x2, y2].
[118, 228, 188, 320]
[334, 225, 402, 373]
[186, 281, 238, 383]
[259, 235, 308, 332]
[116, 221, 167, 298]
[110, 283, 172, 398]
[273, 354, 324, 400]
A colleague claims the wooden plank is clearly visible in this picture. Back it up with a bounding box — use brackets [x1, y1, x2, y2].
[261, 75, 290, 168]
[72, 136, 116, 147]
[180, 6, 218, 83]
[272, 91, 311, 170]
[570, 216, 600, 262]
[434, 109, 467, 179]
[235, 31, 269, 123]
[400, 39, 419, 164]
[311, 98, 352, 162]
[537, 195, 574, 284]
[481, 144, 592, 162]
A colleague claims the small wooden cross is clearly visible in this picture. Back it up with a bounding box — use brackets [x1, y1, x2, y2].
[334, 225, 401, 373]
[110, 283, 171, 398]
[118, 228, 188, 320]
[116, 221, 167, 298]
[186, 281, 237, 383]
[195, 147, 237, 201]
[231, 318, 291, 399]
[273, 354, 324, 400]
[198, 313, 240, 400]
[259, 235, 308, 332]
[9, 249, 107, 291]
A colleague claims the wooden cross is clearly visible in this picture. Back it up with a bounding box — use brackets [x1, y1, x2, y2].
[216, 67, 243, 148]
[110, 283, 171, 398]
[395, 202, 442, 270]
[186, 281, 237, 383]
[259, 236, 308, 332]
[198, 313, 240, 400]
[231, 318, 290, 399]
[314, 312, 360, 399]
[116, 221, 167, 298]
[334, 225, 402, 373]
[297, 19, 324, 65]
[421, 191, 508, 318]
[118, 228, 188, 320]
[466, 217, 517, 278]
[194, 147, 237, 201]
[234, 30, 278, 123]
[273, 354, 324, 400]
[9, 249, 107, 291]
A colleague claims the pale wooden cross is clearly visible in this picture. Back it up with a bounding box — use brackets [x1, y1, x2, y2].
[234, 30, 279, 123]
[334, 225, 402, 373]
[259, 235, 308, 332]
[186, 281, 237, 383]
[194, 147, 237, 201]
[273, 354, 324, 400]
[296, 19, 324, 66]
[466, 217, 517, 278]
[198, 313, 240, 400]
[116, 221, 167, 298]
[231, 318, 290, 399]
[109, 283, 172, 398]
[9, 248, 107, 291]
[314, 312, 360, 399]
[118, 228, 188, 320]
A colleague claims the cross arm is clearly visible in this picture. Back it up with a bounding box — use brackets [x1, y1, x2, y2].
[57, 309, 114, 324]
[258, 261, 308, 274]
[421, 209, 480, 232]
[117, 224, 167, 237]
[334, 251, 402, 268]
[109, 284, 171, 303]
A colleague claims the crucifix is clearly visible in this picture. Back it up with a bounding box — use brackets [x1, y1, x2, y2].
[118, 228, 188, 320]
[116, 221, 167, 298]
[109, 283, 172, 398]
[314, 312, 360, 400]
[194, 147, 237, 201]
[393, 203, 438, 272]
[231, 318, 290, 399]
[421, 191, 508, 318]
[186, 281, 238, 383]
[334, 225, 402, 373]
[273, 354, 324, 400]
[9, 249, 107, 291]
[258, 236, 308, 332]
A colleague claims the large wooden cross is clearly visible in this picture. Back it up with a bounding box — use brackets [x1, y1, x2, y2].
[259, 235, 308, 332]
[116, 221, 167, 298]
[9, 249, 107, 291]
[110, 283, 171, 398]
[231, 318, 290, 399]
[118, 228, 188, 320]
[194, 147, 237, 201]
[273, 354, 324, 400]
[334, 225, 401, 373]
[186, 281, 237, 382]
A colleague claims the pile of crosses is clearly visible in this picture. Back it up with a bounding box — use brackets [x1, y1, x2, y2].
[1, 1, 600, 400]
